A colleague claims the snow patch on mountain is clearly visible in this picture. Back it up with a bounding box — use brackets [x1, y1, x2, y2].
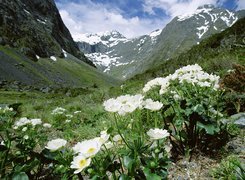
[85, 53, 122, 67]
[76, 30, 128, 46]
[178, 4, 238, 27]
[149, 29, 162, 42]
[197, 25, 209, 39]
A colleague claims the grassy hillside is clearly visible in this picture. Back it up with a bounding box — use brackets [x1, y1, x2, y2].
[128, 17, 245, 87]
[0, 46, 119, 88]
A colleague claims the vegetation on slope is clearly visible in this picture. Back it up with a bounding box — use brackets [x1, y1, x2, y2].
[0, 45, 119, 88]
[130, 17, 245, 84]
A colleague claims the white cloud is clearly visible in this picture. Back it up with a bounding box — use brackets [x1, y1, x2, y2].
[57, 1, 167, 39]
[236, 0, 245, 10]
[143, 0, 220, 18]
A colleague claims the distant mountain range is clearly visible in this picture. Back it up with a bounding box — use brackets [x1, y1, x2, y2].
[77, 5, 245, 80]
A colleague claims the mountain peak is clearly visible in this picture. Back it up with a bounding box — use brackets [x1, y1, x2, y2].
[76, 30, 127, 45]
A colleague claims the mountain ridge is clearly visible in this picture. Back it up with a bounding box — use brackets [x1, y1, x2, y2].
[78, 5, 245, 79]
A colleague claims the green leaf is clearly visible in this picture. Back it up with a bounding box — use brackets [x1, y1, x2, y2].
[119, 174, 131, 180]
[12, 172, 29, 180]
[15, 159, 40, 172]
[41, 149, 57, 162]
[197, 122, 220, 135]
[107, 127, 113, 134]
[143, 168, 161, 180]
[123, 156, 134, 172]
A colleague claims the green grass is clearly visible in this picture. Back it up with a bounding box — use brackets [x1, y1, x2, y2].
[0, 89, 114, 141]
[0, 45, 120, 88]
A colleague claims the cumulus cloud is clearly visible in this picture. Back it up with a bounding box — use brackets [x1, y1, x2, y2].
[56, 0, 167, 39]
[236, 0, 245, 10]
[143, 0, 220, 18]
[56, 0, 236, 39]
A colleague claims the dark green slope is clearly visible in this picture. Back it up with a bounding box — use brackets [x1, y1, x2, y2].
[129, 17, 245, 84]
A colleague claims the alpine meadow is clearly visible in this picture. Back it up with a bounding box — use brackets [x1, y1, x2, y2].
[0, 0, 244, 179]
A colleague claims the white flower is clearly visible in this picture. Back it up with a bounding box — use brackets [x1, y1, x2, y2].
[22, 127, 27, 132]
[143, 99, 163, 111]
[74, 111, 81, 114]
[103, 98, 121, 113]
[112, 134, 123, 144]
[143, 77, 169, 93]
[70, 154, 91, 174]
[173, 94, 181, 100]
[197, 81, 211, 87]
[51, 107, 66, 115]
[30, 118, 42, 126]
[43, 123, 52, 128]
[66, 114, 73, 118]
[72, 139, 101, 157]
[14, 117, 30, 127]
[24, 135, 29, 140]
[46, 138, 67, 151]
[98, 130, 110, 144]
[103, 94, 144, 116]
[147, 128, 169, 140]
[65, 119, 71, 123]
[104, 141, 113, 149]
[0, 107, 13, 113]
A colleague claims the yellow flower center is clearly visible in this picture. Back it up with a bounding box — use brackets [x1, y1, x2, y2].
[79, 159, 87, 168]
[87, 147, 96, 154]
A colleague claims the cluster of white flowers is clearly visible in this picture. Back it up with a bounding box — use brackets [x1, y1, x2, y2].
[66, 114, 73, 118]
[0, 106, 13, 113]
[147, 128, 170, 140]
[103, 94, 144, 115]
[143, 77, 170, 94]
[143, 64, 220, 95]
[51, 107, 66, 115]
[176, 65, 220, 89]
[14, 117, 41, 128]
[43, 123, 52, 128]
[71, 130, 110, 174]
[13, 117, 51, 129]
[143, 99, 163, 111]
[45, 138, 67, 151]
[103, 94, 164, 115]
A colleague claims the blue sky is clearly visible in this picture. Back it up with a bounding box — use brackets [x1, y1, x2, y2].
[55, 0, 244, 39]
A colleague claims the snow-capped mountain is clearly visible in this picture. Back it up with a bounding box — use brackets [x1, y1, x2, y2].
[143, 5, 245, 71]
[77, 29, 162, 78]
[78, 5, 245, 80]
[177, 4, 238, 40]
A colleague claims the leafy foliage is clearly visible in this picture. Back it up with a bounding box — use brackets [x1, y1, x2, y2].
[211, 155, 245, 180]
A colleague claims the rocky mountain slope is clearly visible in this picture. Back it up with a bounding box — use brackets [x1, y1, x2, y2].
[0, 0, 93, 66]
[0, 0, 118, 88]
[145, 5, 245, 70]
[78, 5, 245, 79]
[131, 17, 245, 82]
[77, 29, 162, 79]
